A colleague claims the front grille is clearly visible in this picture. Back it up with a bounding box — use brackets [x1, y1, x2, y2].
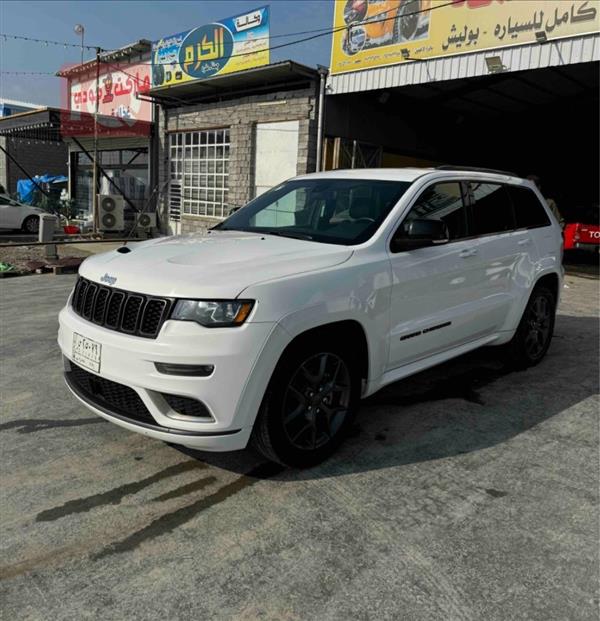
[72, 277, 173, 339]
[67, 361, 157, 426]
[163, 394, 212, 419]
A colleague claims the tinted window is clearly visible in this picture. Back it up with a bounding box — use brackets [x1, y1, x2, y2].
[469, 182, 514, 236]
[217, 178, 411, 245]
[400, 182, 468, 240]
[507, 186, 551, 228]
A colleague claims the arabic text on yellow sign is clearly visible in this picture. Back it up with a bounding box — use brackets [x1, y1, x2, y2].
[331, 0, 600, 75]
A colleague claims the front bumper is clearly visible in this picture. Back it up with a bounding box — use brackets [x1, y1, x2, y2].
[58, 303, 283, 451]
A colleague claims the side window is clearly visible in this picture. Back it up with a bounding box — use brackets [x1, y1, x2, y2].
[400, 182, 468, 240]
[469, 182, 514, 236]
[507, 186, 551, 229]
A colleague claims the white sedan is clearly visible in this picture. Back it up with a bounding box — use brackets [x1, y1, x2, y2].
[0, 193, 45, 233]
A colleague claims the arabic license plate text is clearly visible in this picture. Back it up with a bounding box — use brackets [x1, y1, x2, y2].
[72, 333, 101, 373]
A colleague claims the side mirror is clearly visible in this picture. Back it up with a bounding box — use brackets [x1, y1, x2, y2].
[391, 218, 449, 252]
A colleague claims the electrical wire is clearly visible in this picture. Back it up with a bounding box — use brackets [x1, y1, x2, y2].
[0, 33, 104, 51]
[1, 0, 457, 71]
[0, 71, 57, 76]
[112, 0, 458, 65]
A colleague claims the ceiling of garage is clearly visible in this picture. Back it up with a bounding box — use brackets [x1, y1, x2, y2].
[392, 61, 599, 117]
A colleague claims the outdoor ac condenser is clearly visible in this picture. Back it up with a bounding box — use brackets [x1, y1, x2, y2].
[135, 212, 157, 231]
[98, 194, 125, 231]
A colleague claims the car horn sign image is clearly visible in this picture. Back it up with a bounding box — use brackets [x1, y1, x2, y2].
[151, 6, 270, 87]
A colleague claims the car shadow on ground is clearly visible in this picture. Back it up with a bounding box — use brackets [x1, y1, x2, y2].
[174, 314, 599, 480]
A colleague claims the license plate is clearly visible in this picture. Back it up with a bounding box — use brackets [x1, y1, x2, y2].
[72, 333, 102, 373]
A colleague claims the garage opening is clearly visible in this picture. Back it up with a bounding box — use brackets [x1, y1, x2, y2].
[325, 61, 599, 225]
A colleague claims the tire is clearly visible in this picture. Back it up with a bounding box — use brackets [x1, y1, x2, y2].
[394, 0, 420, 42]
[22, 215, 39, 234]
[251, 337, 361, 468]
[502, 285, 556, 369]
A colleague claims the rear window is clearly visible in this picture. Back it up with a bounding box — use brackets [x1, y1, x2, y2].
[469, 182, 515, 236]
[507, 186, 551, 229]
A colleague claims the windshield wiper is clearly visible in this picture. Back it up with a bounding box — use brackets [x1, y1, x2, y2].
[261, 230, 314, 241]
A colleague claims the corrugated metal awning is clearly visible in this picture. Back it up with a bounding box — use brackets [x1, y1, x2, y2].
[147, 61, 319, 106]
[328, 33, 600, 95]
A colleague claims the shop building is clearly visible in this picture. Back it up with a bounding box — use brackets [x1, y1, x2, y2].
[56, 40, 156, 216]
[324, 0, 600, 221]
[0, 106, 68, 194]
[148, 61, 321, 234]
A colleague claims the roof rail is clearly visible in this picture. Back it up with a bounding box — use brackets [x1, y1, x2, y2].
[437, 165, 519, 177]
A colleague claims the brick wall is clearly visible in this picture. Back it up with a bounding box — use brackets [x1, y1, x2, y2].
[0, 138, 68, 194]
[158, 87, 318, 235]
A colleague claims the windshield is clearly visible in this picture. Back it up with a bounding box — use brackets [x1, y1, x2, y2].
[215, 178, 412, 245]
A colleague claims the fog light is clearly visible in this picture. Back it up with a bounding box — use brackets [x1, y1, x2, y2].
[155, 362, 214, 377]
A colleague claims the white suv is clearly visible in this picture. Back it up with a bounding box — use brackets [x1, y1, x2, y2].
[58, 167, 563, 467]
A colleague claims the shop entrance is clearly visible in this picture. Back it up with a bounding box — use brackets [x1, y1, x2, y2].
[325, 61, 599, 224]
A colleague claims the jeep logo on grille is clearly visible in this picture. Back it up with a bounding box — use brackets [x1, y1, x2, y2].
[100, 273, 117, 286]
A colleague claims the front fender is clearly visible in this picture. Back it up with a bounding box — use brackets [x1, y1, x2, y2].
[243, 254, 393, 389]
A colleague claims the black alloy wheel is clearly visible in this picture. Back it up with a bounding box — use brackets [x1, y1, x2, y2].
[252, 339, 360, 468]
[282, 352, 352, 451]
[503, 285, 556, 369]
[523, 294, 552, 360]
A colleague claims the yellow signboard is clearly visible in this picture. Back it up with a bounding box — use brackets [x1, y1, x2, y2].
[152, 6, 269, 87]
[331, 0, 600, 75]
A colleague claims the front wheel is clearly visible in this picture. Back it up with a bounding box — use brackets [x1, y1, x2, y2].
[251, 339, 360, 468]
[503, 285, 556, 369]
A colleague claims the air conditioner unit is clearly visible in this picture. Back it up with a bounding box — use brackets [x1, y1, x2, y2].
[98, 194, 124, 231]
[135, 212, 157, 230]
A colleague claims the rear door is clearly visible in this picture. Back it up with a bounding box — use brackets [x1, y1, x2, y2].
[466, 181, 521, 332]
[508, 184, 562, 261]
[387, 180, 485, 370]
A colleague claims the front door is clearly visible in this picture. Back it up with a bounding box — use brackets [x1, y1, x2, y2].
[386, 181, 485, 371]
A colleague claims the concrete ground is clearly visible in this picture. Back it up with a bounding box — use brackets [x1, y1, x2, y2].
[1, 274, 598, 621]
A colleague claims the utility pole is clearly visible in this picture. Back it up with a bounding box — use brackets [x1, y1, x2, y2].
[315, 65, 329, 173]
[91, 46, 100, 234]
[74, 24, 85, 66]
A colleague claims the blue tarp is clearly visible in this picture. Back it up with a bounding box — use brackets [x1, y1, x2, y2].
[17, 174, 68, 204]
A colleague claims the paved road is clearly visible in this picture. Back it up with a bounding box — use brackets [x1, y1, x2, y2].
[1, 274, 598, 621]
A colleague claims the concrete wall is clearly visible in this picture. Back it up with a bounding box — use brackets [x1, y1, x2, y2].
[158, 87, 318, 235]
[0, 137, 68, 195]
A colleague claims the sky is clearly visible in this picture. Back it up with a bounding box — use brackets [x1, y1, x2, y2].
[0, 0, 335, 106]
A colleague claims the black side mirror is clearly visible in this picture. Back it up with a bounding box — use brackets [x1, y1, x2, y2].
[391, 218, 449, 252]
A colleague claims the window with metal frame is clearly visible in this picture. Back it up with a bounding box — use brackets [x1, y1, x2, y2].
[468, 182, 515, 236]
[399, 182, 469, 241]
[507, 185, 551, 229]
[169, 129, 230, 219]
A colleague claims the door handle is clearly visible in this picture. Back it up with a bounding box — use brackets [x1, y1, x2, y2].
[517, 238, 531, 246]
[459, 248, 478, 258]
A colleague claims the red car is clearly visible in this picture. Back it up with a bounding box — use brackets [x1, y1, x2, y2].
[563, 222, 600, 252]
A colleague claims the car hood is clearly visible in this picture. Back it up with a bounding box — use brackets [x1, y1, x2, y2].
[79, 231, 353, 299]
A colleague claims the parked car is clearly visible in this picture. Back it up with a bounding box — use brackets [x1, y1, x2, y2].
[0, 193, 45, 233]
[563, 221, 600, 253]
[58, 168, 563, 467]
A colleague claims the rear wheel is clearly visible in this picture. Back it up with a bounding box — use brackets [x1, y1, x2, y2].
[503, 285, 556, 369]
[251, 338, 360, 468]
[22, 215, 39, 234]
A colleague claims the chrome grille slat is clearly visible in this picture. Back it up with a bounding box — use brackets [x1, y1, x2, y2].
[71, 277, 173, 339]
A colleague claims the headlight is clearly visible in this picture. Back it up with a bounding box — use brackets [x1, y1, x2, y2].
[171, 299, 254, 327]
